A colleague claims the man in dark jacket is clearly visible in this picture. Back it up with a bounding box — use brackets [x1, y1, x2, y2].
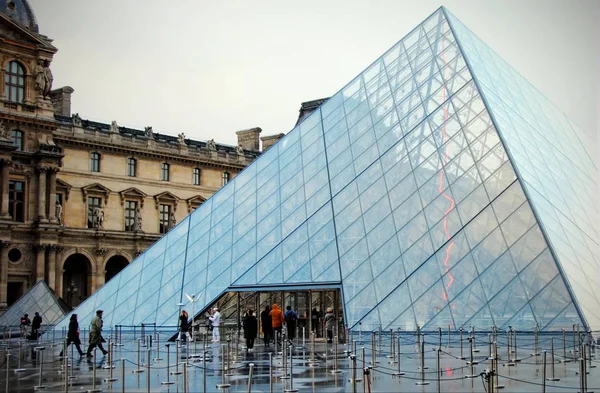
[260, 306, 272, 347]
[284, 306, 298, 342]
[31, 312, 42, 340]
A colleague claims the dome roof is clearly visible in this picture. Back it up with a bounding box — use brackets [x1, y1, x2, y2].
[0, 0, 38, 33]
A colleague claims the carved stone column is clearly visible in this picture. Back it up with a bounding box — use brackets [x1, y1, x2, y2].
[52, 245, 63, 293]
[0, 159, 10, 218]
[47, 245, 56, 289]
[47, 168, 58, 222]
[37, 167, 47, 221]
[0, 241, 9, 308]
[35, 244, 47, 282]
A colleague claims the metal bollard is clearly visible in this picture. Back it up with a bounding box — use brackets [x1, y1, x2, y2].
[532, 325, 540, 356]
[161, 344, 174, 385]
[459, 328, 465, 359]
[370, 332, 376, 366]
[104, 343, 118, 382]
[437, 349, 441, 393]
[145, 349, 151, 393]
[88, 348, 102, 393]
[331, 335, 342, 374]
[513, 329, 518, 361]
[472, 326, 479, 353]
[203, 350, 207, 393]
[14, 340, 26, 373]
[5, 353, 10, 393]
[170, 340, 182, 375]
[387, 329, 394, 359]
[33, 346, 47, 390]
[247, 363, 255, 393]
[394, 334, 404, 377]
[269, 352, 273, 393]
[447, 325, 451, 348]
[378, 325, 383, 354]
[308, 332, 317, 367]
[133, 339, 144, 373]
[284, 346, 299, 392]
[541, 350, 547, 393]
[216, 344, 231, 389]
[415, 337, 429, 385]
[494, 342, 504, 389]
[438, 327, 442, 351]
[121, 359, 125, 393]
[154, 333, 162, 361]
[358, 322, 362, 344]
[183, 362, 188, 393]
[547, 338, 559, 381]
[281, 336, 288, 379]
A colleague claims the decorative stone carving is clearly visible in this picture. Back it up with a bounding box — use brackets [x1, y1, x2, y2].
[178, 133, 186, 145]
[144, 126, 153, 138]
[43, 60, 53, 98]
[35, 60, 45, 96]
[55, 201, 63, 225]
[235, 144, 244, 156]
[169, 212, 176, 230]
[92, 206, 104, 229]
[0, 121, 9, 140]
[72, 113, 82, 126]
[206, 139, 217, 151]
[135, 249, 145, 257]
[109, 121, 119, 134]
[95, 248, 107, 256]
[134, 207, 143, 231]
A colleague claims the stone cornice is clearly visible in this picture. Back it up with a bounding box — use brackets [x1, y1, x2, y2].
[53, 133, 252, 171]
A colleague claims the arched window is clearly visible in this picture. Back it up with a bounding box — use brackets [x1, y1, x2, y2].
[5, 61, 25, 103]
[161, 163, 170, 181]
[11, 130, 23, 151]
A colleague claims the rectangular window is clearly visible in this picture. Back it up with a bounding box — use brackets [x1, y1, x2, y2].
[8, 180, 24, 222]
[90, 152, 101, 172]
[87, 197, 102, 228]
[56, 193, 63, 206]
[124, 201, 137, 231]
[127, 158, 137, 177]
[159, 204, 171, 234]
[11, 130, 23, 151]
[161, 163, 170, 181]
[222, 171, 230, 186]
[192, 167, 200, 185]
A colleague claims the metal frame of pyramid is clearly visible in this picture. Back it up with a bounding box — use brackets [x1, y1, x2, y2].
[51, 7, 600, 333]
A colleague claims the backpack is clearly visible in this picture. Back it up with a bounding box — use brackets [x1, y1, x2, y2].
[284, 310, 297, 321]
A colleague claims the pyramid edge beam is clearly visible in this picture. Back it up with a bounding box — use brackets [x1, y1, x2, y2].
[442, 7, 589, 331]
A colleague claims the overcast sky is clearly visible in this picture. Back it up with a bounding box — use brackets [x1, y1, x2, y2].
[30, 0, 599, 166]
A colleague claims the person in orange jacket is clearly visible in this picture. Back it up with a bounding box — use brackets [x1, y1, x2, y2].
[269, 304, 285, 344]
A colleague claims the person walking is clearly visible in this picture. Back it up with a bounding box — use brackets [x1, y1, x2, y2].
[31, 312, 42, 340]
[242, 309, 258, 352]
[59, 314, 84, 358]
[284, 306, 298, 342]
[260, 306, 272, 347]
[324, 307, 335, 344]
[177, 310, 192, 343]
[209, 307, 221, 343]
[86, 310, 108, 358]
[269, 304, 284, 345]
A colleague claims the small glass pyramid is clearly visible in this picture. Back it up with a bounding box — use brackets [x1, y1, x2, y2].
[51, 7, 600, 333]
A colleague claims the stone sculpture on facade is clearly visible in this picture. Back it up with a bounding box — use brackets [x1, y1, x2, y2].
[178, 133, 186, 145]
[109, 121, 119, 134]
[55, 201, 63, 225]
[134, 207, 143, 231]
[72, 113, 82, 126]
[144, 126, 153, 138]
[206, 139, 217, 151]
[0, 121, 9, 140]
[92, 206, 104, 229]
[43, 60, 53, 97]
[169, 212, 176, 230]
[235, 144, 244, 156]
[35, 59, 53, 99]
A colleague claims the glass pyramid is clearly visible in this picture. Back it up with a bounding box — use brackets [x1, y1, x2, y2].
[0, 280, 69, 329]
[51, 7, 599, 333]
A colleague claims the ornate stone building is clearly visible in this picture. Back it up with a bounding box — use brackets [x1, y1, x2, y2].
[0, 1, 273, 310]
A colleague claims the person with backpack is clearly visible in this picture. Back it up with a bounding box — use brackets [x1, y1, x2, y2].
[269, 304, 284, 345]
[324, 307, 335, 344]
[284, 306, 298, 342]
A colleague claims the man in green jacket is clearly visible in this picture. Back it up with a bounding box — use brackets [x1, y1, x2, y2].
[85, 310, 108, 358]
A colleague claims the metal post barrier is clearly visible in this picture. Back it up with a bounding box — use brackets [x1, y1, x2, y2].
[541, 350, 547, 393]
[103, 337, 112, 369]
[394, 333, 404, 377]
[494, 342, 504, 389]
[269, 352, 273, 393]
[182, 362, 188, 393]
[34, 346, 47, 390]
[281, 336, 288, 380]
[588, 342, 596, 369]
[387, 329, 394, 359]
[247, 363, 254, 393]
[145, 349, 151, 393]
[466, 337, 478, 378]
[284, 346, 299, 392]
[104, 343, 118, 382]
[216, 344, 231, 389]
[15, 340, 27, 374]
[171, 340, 182, 376]
[154, 333, 162, 362]
[472, 326, 479, 353]
[415, 338, 429, 385]
[121, 359, 125, 393]
[140, 324, 146, 347]
[579, 358, 585, 393]
[459, 328, 465, 359]
[302, 326, 306, 349]
[533, 325, 540, 356]
[547, 338, 559, 381]
[438, 327, 442, 351]
[308, 331, 317, 367]
[561, 329, 568, 363]
[447, 325, 451, 348]
[203, 350, 207, 393]
[378, 324, 382, 355]
[358, 322, 362, 344]
[87, 348, 102, 393]
[161, 344, 174, 385]
[5, 353, 10, 393]
[351, 353, 358, 391]
[331, 335, 342, 374]
[133, 339, 144, 373]
[437, 349, 441, 393]
[370, 332, 376, 366]
[513, 329, 518, 361]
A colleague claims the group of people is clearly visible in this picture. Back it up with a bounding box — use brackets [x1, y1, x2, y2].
[177, 307, 222, 344]
[19, 312, 42, 340]
[58, 310, 108, 359]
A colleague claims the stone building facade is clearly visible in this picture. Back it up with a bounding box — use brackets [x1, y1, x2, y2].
[0, 1, 268, 310]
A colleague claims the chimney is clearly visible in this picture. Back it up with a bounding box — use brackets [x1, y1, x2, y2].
[236, 127, 262, 152]
[49, 86, 74, 117]
[260, 133, 285, 151]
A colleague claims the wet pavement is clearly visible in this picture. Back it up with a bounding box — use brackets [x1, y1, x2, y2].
[0, 329, 597, 392]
